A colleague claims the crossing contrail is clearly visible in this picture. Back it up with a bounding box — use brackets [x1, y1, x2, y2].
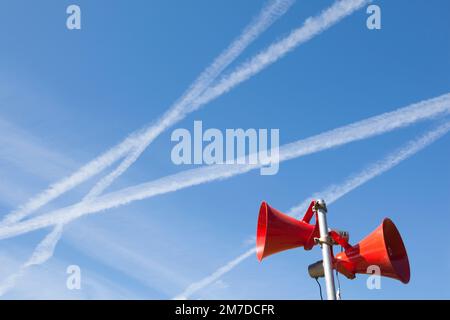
[0, 0, 368, 294]
[0, 93, 448, 241]
[0, 0, 295, 227]
[1, 0, 372, 295]
[3, 0, 368, 226]
[0, 143, 130, 225]
[173, 120, 450, 300]
[85, 0, 370, 201]
[189, 0, 370, 109]
[0, 0, 296, 296]
[80, 0, 296, 201]
[1, 93, 448, 296]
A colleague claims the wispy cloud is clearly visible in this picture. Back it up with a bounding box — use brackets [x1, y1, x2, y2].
[1, 0, 294, 228]
[173, 121, 450, 299]
[0, 225, 63, 296]
[82, 0, 296, 201]
[82, 0, 370, 202]
[0, 116, 79, 210]
[0, 0, 441, 298]
[2, 0, 369, 295]
[0, 117, 76, 185]
[191, 0, 371, 108]
[3, 0, 369, 225]
[0, 138, 129, 225]
[0, 93, 448, 240]
[0, 250, 139, 299]
[174, 249, 256, 300]
[0, 0, 295, 296]
[63, 219, 191, 297]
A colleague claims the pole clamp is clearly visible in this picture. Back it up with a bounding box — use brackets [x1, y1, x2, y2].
[313, 199, 328, 213]
[314, 236, 333, 247]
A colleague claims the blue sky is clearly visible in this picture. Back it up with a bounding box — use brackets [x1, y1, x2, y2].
[0, 0, 449, 299]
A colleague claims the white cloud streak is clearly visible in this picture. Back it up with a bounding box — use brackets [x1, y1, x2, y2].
[0, 0, 438, 296]
[88, 0, 371, 204]
[0, 0, 296, 297]
[173, 249, 257, 300]
[84, 0, 370, 201]
[0, 0, 295, 226]
[0, 224, 63, 296]
[0, 93, 448, 241]
[190, 0, 371, 109]
[173, 121, 450, 299]
[2, 0, 372, 297]
[82, 0, 296, 201]
[0, 0, 376, 297]
[0, 140, 130, 225]
[3, 0, 367, 226]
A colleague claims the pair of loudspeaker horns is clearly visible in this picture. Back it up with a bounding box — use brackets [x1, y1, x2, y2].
[256, 201, 410, 284]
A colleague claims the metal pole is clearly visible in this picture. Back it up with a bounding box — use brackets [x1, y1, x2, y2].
[315, 199, 336, 300]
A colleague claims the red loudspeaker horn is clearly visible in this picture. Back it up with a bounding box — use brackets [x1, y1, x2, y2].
[334, 218, 410, 284]
[256, 201, 319, 261]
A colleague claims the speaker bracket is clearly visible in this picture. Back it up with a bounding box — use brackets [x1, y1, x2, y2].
[314, 236, 333, 247]
[313, 199, 328, 213]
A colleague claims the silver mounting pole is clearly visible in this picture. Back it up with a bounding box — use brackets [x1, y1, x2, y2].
[315, 199, 336, 300]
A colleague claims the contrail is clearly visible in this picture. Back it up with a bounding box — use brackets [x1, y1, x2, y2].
[1, 0, 370, 293]
[0, 224, 63, 296]
[173, 249, 257, 300]
[0, 0, 296, 296]
[0, 143, 130, 225]
[20, 0, 367, 268]
[85, 0, 370, 200]
[0, 93, 449, 240]
[0, 0, 295, 226]
[173, 121, 450, 300]
[81, 0, 296, 201]
[0, 0, 373, 295]
[1, 0, 367, 229]
[189, 0, 371, 109]
[11, 0, 367, 222]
